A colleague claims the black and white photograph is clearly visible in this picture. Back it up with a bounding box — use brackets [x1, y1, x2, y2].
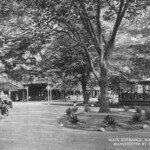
[0, 0, 150, 150]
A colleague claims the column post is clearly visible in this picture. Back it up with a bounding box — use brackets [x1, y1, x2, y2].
[48, 87, 50, 103]
[25, 86, 29, 101]
[8, 91, 11, 98]
[49, 84, 53, 103]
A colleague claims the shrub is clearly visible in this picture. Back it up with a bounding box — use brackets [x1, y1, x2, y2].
[66, 108, 72, 116]
[131, 112, 143, 124]
[134, 106, 142, 114]
[84, 106, 91, 112]
[103, 115, 117, 130]
[8, 101, 13, 109]
[69, 114, 79, 124]
[0, 106, 9, 116]
[72, 107, 78, 113]
[144, 108, 150, 120]
[66, 107, 79, 124]
[124, 106, 129, 112]
[66, 107, 78, 116]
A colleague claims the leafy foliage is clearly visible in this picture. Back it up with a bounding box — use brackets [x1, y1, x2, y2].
[131, 112, 143, 124]
[129, 44, 150, 79]
[65, 107, 79, 124]
[72, 107, 78, 113]
[66, 107, 72, 116]
[135, 106, 142, 114]
[0, 105, 9, 116]
[65, 107, 78, 116]
[124, 106, 130, 112]
[40, 33, 92, 103]
[131, 106, 143, 124]
[144, 108, 150, 120]
[68, 113, 79, 125]
[103, 115, 117, 130]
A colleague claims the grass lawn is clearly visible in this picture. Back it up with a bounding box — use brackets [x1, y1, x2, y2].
[58, 107, 150, 132]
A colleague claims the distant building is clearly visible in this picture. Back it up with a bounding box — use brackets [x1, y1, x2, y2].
[0, 73, 101, 101]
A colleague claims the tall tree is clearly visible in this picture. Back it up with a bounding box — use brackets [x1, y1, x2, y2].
[39, 33, 92, 103]
[17, 0, 150, 112]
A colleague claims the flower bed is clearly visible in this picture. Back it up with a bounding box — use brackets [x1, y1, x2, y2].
[58, 109, 150, 132]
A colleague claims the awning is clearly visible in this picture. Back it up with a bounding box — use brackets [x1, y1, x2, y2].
[138, 78, 150, 84]
[0, 82, 24, 91]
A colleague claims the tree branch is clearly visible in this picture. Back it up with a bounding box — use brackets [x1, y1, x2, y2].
[106, 0, 118, 14]
[66, 29, 100, 81]
[79, 4, 103, 57]
[96, 0, 102, 43]
[104, 0, 130, 60]
[84, 46, 100, 81]
[102, 34, 107, 45]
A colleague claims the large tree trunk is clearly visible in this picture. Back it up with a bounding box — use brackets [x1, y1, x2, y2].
[81, 81, 89, 104]
[98, 64, 110, 112]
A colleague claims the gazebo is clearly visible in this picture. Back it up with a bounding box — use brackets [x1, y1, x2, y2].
[119, 78, 150, 105]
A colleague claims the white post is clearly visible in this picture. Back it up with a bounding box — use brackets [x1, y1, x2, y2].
[50, 88, 52, 103]
[46, 85, 50, 104]
[25, 86, 29, 101]
[8, 91, 11, 98]
[47, 88, 49, 103]
[47, 83, 53, 105]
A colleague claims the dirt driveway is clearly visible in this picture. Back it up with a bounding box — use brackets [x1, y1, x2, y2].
[0, 102, 149, 150]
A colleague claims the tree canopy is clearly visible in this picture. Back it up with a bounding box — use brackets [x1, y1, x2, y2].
[0, 0, 150, 111]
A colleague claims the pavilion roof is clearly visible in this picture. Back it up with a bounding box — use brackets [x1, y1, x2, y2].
[0, 82, 24, 91]
[138, 78, 150, 84]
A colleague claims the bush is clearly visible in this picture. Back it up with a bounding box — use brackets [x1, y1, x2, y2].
[66, 107, 79, 124]
[72, 107, 78, 113]
[69, 114, 79, 124]
[144, 108, 150, 120]
[66, 107, 78, 116]
[131, 112, 143, 124]
[84, 106, 91, 112]
[103, 115, 117, 130]
[66, 108, 72, 116]
[8, 101, 13, 109]
[134, 106, 142, 114]
[124, 106, 129, 112]
[0, 106, 9, 116]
